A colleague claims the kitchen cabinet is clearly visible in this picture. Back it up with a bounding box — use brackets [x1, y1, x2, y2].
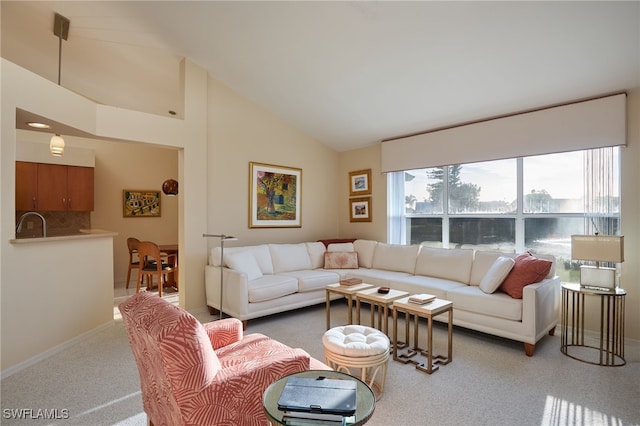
[16, 161, 94, 211]
[15, 161, 38, 210]
[66, 166, 94, 211]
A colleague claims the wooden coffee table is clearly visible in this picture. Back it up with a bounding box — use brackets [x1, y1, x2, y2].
[392, 296, 453, 374]
[326, 282, 374, 329]
[355, 287, 409, 335]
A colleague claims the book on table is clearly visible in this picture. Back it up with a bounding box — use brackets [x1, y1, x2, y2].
[282, 411, 356, 425]
[408, 293, 436, 304]
[339, 278, 362, 286]
[277, 376, 357, 416]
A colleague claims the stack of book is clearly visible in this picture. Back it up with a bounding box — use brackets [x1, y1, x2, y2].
[282, 411, 356, 425]
[339, 278, 362, 286]
[408, 293, 436, 304]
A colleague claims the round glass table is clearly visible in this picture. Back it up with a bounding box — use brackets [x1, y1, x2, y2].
[263, 369, 376, 425]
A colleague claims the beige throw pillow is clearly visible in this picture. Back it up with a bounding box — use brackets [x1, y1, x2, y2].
[479, 256, 515, 294]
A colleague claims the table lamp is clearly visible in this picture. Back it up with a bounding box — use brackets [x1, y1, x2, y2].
[203, 234, 238, 319]
[571, 235, 624, 291]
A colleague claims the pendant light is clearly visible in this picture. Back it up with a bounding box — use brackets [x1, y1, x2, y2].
[162, 179, 179, 196]
[50, 13, 70, 157]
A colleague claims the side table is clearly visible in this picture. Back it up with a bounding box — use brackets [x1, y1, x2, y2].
[326, 283, 374, 329]
[262, 370, 375, 426]
[392, 296, 453, 374]
[355, 287, 409, 335]
[561, 282, 626, 366]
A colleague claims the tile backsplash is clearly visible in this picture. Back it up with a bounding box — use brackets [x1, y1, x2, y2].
[15, 211, 90, 238]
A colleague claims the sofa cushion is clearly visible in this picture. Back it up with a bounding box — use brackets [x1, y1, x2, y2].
[248, 275, 298, 303]
[415, 247, 474, 284]
[446, 285, 523, 321]
[327, 242, 355, 252]
[499, 252, 553, 299]
[391, 275, 467, 299]
[479, 256, 515, 294]
[269, 244, 312, 273]
[372, 243, 419, 274]
[347, 269, 412, 287]
[324, 252, 359, 269]
[470, 251, 515, 286]
[226, 251, 263, 281]
[212, 245, 274, 275]
[306, 242, 326, 269]
[281, 270, 341, 292]
[354, 240, 378, 268]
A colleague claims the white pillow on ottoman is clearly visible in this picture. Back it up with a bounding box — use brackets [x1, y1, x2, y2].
[226, 251, 263, 281]
[479, 256, 515, 294]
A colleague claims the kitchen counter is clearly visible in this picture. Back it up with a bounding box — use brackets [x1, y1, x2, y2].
[10, 229, 117, 244]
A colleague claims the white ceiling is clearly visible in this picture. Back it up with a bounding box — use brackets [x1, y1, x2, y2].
[3, 1, 639, 152]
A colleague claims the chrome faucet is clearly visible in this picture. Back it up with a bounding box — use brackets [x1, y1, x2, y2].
[16, 211, 47, 238]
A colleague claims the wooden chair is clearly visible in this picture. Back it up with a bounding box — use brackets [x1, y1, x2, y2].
[126, 237, 142, 289]
[136, 241, 178, 297]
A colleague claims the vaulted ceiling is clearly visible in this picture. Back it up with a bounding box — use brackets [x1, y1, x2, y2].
[3, 1, 639, 152]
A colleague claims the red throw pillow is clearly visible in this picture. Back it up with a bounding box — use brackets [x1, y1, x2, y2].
[499, 252, 552, 299]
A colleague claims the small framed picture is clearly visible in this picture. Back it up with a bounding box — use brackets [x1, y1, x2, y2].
[350, 197, 372, 222]
[123, 190, 161, 217]
[349, 169, 372, 196]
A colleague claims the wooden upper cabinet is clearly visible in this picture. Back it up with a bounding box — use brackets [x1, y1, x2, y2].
[15, 161, 38, 210]
[66, 166, 94, 211]
[37, 163, 68, 211]
[16, 162, 95, 212]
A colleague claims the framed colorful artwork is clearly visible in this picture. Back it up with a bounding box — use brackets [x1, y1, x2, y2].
[249, 162, 302, 228]
[123, 190, 161, 217]
[349, 169, 372, 196]
[349, 197, 372, 222]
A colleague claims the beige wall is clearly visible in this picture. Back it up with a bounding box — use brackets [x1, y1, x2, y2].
[205, 76, 341, 247]
[619, 89, 639, 341]
[338, 144, 386, 242]
[88, 139, 179, 286]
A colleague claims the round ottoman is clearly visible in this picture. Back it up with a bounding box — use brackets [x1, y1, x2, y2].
[322, 325, 390, 400]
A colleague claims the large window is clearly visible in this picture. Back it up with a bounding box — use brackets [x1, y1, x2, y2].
[392, 147, 620, 283]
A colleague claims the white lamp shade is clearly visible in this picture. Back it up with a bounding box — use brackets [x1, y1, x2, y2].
[50, 134, 65, 156]
[571, 235, 624, 263]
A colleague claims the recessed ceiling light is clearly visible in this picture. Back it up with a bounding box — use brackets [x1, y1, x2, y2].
[27, 122, 51, 129]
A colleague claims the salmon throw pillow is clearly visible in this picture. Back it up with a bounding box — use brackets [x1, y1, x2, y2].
[499, 252, 552, 299]
[324, 252, 359, 269]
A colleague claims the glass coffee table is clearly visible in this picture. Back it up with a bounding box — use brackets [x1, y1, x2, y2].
[263, 370, 375, 425]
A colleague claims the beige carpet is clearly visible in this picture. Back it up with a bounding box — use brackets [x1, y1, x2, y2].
[1, 298, 639, 426]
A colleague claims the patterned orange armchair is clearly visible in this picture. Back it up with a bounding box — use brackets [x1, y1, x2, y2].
[119, 292, 329, 426]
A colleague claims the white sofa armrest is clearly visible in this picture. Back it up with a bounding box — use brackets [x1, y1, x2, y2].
[205, 265, 250, 318]
[522, 275, 561, 344]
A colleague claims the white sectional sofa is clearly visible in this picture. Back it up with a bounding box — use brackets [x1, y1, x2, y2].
[204, 239, 560, 356]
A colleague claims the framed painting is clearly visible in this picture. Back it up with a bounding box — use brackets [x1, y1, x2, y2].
[349, 197, 372, 222]
[123, 190, 161, 217]
[249, 162, 302, 228]
[349, 169, 372, 196]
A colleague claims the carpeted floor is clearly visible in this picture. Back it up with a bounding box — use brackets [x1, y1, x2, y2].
[1, 297, 639, 426]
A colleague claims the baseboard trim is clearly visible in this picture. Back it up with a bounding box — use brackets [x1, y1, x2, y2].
[1, 321, 114, 380]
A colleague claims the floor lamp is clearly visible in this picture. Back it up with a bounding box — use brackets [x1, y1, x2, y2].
[203, 234, 238, 320]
